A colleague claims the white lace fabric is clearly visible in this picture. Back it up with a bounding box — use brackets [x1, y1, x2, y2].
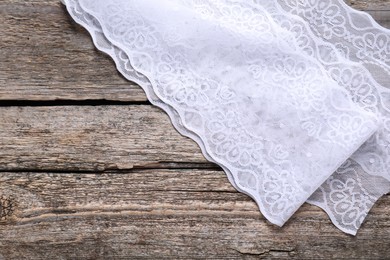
[62, 0, 390, 235]
[252, 0, 390, 234]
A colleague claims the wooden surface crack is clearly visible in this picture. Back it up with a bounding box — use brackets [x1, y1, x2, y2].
[231, 247, 297, 257]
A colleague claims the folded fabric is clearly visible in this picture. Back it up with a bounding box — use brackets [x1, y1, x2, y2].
[63, 0, 383, 233]
[251, 0, 390, 234]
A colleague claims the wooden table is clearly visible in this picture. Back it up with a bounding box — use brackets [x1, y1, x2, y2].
[1, 0, 389, 259]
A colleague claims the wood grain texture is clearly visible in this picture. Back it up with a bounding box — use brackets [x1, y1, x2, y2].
[0, 105, 210, 172]
[0, 1, 146, 101]
[0, 171, 389, 259]
[1, 0, 390, 259]
[349, 0, 390, 10]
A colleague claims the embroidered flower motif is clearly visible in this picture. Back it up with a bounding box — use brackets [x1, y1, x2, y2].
[286, 1, 346, 39]
[328, 177, 373, 230]
[329, 68, 378, 113]
[210, 2, 274, 43]
[301, 117, 322, 137]
[354, 33, 390, 63]
[327, 115, 372, 145]
[284, 0, 389, 64]
[263, 168, 301, 217]
[208, 110, 266, 167]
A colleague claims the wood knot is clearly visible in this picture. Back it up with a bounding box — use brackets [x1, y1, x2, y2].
[0, 195, 16, 219]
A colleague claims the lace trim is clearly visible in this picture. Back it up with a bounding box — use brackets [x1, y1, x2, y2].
[309, 159, 390, 235]
[255, 0, 390, 234]
[280, 1, 390, 69]
[179, 0, 390, 235]
[65, 0, 241, 191]
[63, 0, 382, 233]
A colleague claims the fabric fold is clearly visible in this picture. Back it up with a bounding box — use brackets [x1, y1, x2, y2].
[252, 0, 390, 234]
[63, 0, 381, 231]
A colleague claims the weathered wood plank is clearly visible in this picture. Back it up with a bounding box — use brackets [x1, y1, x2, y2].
[0, 0, 389, 101]
[0, 170, 389, 259]
[0, 105, 214, 171]
[0, 1, 146, 102]
[349, 0, 390, 10]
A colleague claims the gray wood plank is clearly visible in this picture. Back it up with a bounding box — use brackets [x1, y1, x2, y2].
[0, 170, 389, 259]
[0, 1, 146, 102]
[0, 105, 213, 171]
[350, 0, 390, 10]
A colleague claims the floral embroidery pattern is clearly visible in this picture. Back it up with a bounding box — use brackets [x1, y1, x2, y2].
[65, 0, 382, 233]
[309, 160, 378, 233]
